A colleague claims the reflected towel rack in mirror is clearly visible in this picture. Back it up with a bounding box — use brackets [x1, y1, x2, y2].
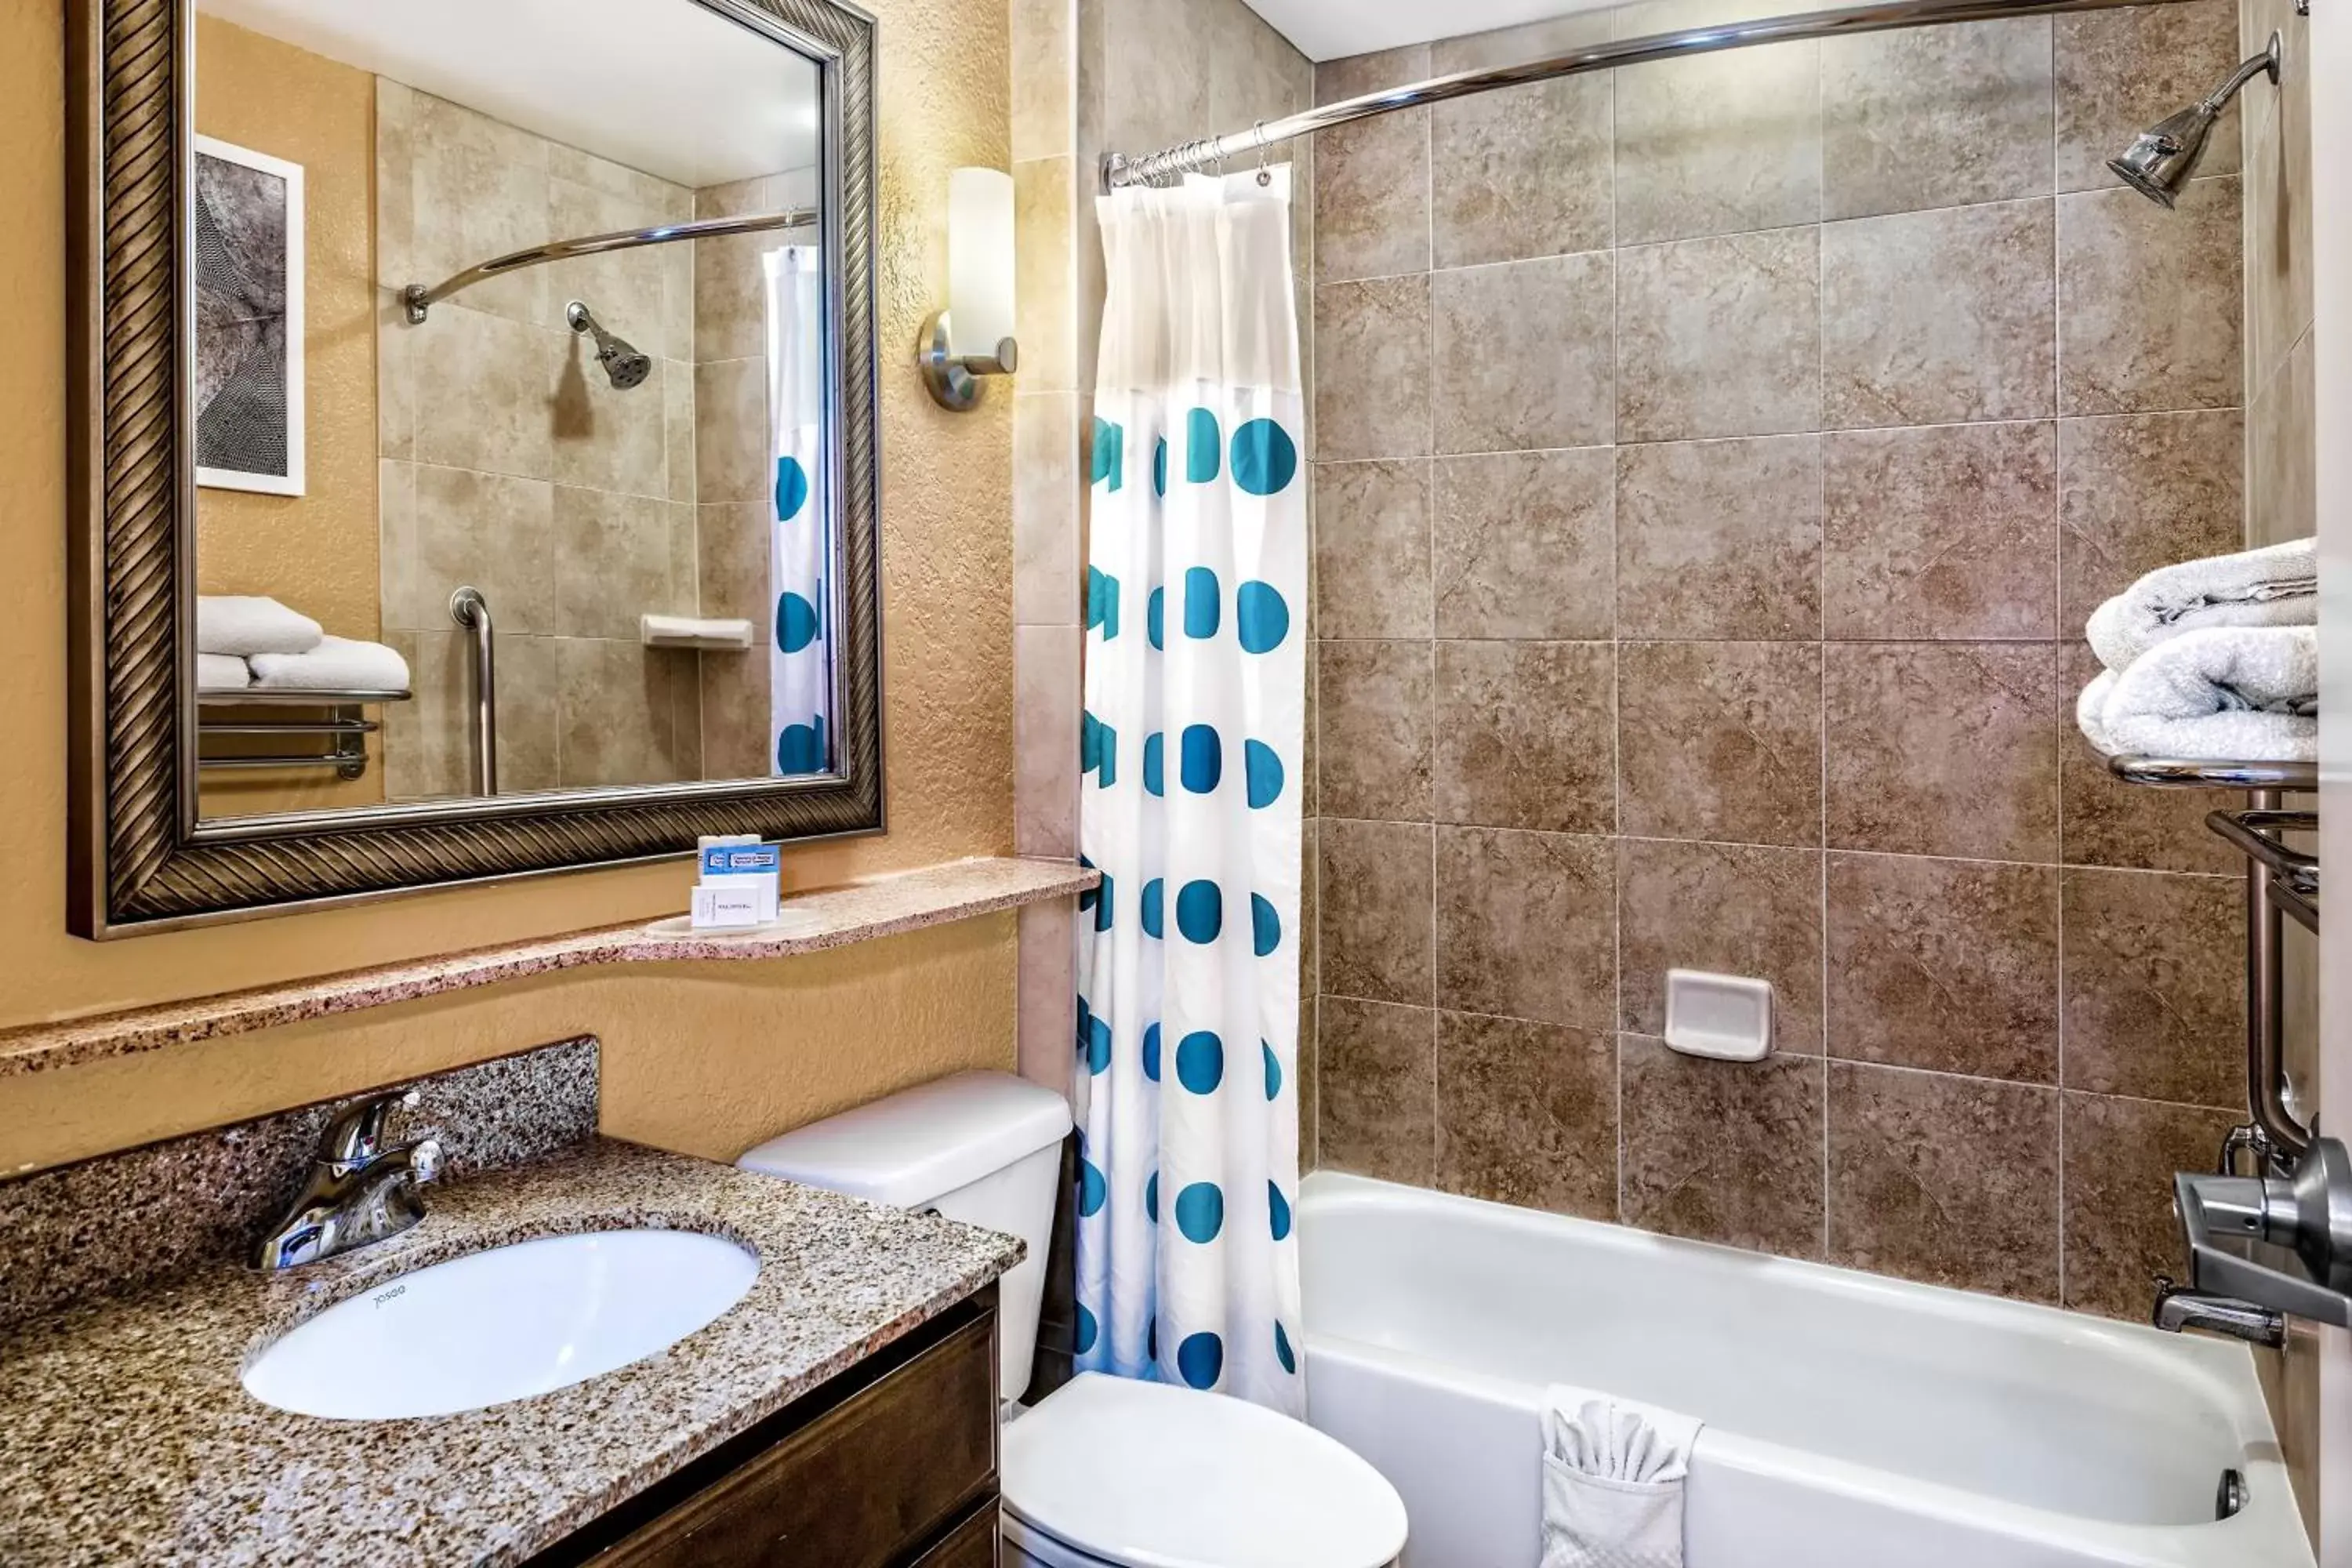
[401, 208, 818, 325]
[196, 690, 411, 782]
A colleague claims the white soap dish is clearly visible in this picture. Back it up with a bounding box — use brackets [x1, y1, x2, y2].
[1663, 969, 1774, 1062]
[640, 614, 755, 651]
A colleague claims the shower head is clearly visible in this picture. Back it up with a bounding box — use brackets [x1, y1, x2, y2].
[2107, 32, 2281, 209]
[564, 299, 652, 390]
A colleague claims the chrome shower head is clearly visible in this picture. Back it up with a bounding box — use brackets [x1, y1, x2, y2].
[564, 299, 652, 390]
[2107, 32, 2281, 209]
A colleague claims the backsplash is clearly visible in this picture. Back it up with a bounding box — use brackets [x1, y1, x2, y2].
[1305, 0, 2256, 1319]
[0, 1037, 597, 1329]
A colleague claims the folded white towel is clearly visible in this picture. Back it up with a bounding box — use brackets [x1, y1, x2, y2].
[1541, 1388, 1703, 1568]
[196, 652, 251, 691]
[2086, 538, 2316, 673]
[196, 595, 323, 658]
[640, 613, 756, 650]
[247, 635, 412, 694]
[2079, 626, 2318, 762]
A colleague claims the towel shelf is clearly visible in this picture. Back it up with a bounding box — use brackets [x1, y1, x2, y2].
[197, 690, 410, 782]
[2107, 755, 2318, 789]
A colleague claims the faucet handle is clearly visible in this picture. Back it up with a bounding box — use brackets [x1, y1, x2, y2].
[316, 1088, 420, 1173]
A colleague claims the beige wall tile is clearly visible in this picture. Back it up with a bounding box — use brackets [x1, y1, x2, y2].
[1430, 16, 1613, 267]
[1314, 46, 1432, 285]
[694, 358, 771, 504]
[2057, 177, 2243, 414]
[1014, 624, 1081, 857]
[1319, 996, 1436, 1185]
[1434, 825, 1617, 1029]
[2249, 331, 2316, 545]
[1820, 18, 2053, 220]
[2241, 13, 2311, 393]
[1014, 157, 1076, 393]
[1017, 901, 1078, 1100]
[411, 309, 558, 480]
[1619, 641, 1824, 846]
[1617, 227, 1821, 442]
[1823, 422, 2060, 639]
[1621, 1037, 1825, 1258]
[2061, 1093, 2238, 1318]
[698, 645, 773, 780]
[492, 633, 562, 793]
[1437, 1012, 1616, 1219]
[2057, 410, 2245, 630]
[546, 175, 683, 358]
[1316, 274, 1432, 461]
[695, 501, 772, 626]
[1316, 460, 1432, 639]
[2061, 866, 2245, 1107]
[1620, 838, 1824, 1049]
[1433, 253, 1614, 453]
[1318, 638, 1433, 822]
[550, 344, 671, 499]
[663, 359, 698, 506]
[1616, 435, 1823, 641]
[1434, 640, 1616, 834]
[1015, 393, 1083, 626]
[551, 486, 692, 642]
[1012, 0, 1076, 163]
[1434, 449, 1613, 640]
[2054, 0, 2241, 194]
[411, 464, 556, 637]
[1614, 41, 1820, 246]
[1319, 818, 1435, 1007]
[1822, 199, 2056, 428]
[408, 92, 551, 328]
[554, 638, 692, 788]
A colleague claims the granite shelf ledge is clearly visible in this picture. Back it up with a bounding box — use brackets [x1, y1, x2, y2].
[0, 857, 1097, 1080]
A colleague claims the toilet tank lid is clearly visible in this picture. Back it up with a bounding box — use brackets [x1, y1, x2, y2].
[736, 1071, 1073, 1207]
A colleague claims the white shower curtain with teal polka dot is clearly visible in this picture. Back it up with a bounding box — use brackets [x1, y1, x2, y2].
[764, 245, 829, 775]
[1076, 169, 1306, 1417]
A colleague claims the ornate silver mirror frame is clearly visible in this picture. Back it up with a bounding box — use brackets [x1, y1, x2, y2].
[64, 0, 883, 937]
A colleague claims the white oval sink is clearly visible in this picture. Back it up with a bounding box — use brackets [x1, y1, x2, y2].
[242, 1229, 759, 1420]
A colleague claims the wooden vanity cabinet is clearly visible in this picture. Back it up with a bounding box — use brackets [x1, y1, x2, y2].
[530, 1286, 1001, 1568]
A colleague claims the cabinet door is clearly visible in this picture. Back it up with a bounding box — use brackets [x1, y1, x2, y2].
[909, 1504, 999, 1568]
[590, 1312, 998, 1568]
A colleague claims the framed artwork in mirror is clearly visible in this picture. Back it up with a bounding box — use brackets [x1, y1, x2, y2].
[65, 0, 883, 936]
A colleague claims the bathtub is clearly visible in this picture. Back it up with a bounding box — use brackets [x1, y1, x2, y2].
[1298, 1173, 2313, 1568]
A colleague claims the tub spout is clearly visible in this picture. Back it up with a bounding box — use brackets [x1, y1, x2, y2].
[2152, 1276, 2286, 1348]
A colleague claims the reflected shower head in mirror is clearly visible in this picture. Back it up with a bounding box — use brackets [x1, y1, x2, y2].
[2107, 31, 2281, 208]
[564, 299, 653, 390]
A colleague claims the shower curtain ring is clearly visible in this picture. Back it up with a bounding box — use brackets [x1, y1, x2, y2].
[1253, 122, 1272, 186]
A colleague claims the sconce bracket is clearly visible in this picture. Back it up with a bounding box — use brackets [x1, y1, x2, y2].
[919, 311, 1018, 412]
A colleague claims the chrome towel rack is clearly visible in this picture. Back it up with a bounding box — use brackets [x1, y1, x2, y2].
[197, 689, 410, 782]
[2110, 755, 2320, 1173]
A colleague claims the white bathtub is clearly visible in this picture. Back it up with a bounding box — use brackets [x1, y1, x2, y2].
[1298, 1173, 2313, 1568]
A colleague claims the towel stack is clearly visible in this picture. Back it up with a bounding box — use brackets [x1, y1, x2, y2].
[196, 596, 412, 694]
[2075, 539, 2318, 764]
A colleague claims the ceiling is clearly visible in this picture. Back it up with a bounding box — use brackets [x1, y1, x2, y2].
[197, 0, 820, 187]
[1238, 0, 1614, 61]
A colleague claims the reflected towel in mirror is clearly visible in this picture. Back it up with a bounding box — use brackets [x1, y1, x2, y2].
[195, 595, 323, 657]
[248, 635, 411, 694]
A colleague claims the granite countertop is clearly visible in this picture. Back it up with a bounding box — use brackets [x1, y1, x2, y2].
[0, 1138, 1025, 1568]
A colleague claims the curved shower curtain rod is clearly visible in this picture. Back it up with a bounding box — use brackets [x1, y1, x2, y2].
[1102, 0, 2205, 191]
[401, 207, 819, 324]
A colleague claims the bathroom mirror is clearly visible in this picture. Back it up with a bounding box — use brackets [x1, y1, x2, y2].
[66, 0, 880, 935]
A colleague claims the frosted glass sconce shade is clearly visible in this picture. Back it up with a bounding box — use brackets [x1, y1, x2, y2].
[920, 167, 1018, 410]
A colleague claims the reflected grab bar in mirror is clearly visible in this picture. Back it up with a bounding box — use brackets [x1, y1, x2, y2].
[450, 586, 497, 796]
[401, 209, 818, 324]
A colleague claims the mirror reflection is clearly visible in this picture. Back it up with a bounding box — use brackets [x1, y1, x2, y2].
[189, 0, 834, 821]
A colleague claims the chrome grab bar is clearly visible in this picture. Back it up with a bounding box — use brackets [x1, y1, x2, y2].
[401, 208, 817, 324]
[449, 586, 497, 796]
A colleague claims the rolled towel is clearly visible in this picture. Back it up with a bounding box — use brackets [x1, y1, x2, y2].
[196, 652, 252, 691]
[248, 635, 412, 694]
[2081, 625, 2318, 762]
[1541, 1386, 1704, 1568]
[196, 595, 324, 658]
[2085, 538, 2316, 673]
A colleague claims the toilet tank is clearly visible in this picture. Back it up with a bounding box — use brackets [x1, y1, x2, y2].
[738, 1071, 1073, 1402]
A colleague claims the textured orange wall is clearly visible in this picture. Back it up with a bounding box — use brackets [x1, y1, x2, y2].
[0, 0, 1014, 1173]
[191, 15, 387, 815]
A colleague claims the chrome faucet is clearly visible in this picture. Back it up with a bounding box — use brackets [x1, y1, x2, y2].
[2151, 1276, 2287, 1348]
[255, 1090, 445, 1271]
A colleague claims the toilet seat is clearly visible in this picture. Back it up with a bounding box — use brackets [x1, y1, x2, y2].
[1000, 1372, 1407, 1568]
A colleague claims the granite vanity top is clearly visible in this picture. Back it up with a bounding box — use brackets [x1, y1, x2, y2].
[0, 1138, 1025, 1567]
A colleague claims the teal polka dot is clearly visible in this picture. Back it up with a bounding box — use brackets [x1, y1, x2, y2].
[1084, 1015, 1112, 1075]
[1142, 878, 1165, 940]
[1174, 1181, 1225, 1243]
[1092, 872, 1114, 934]
[775, 719, 824, 773]
[1175, 880, 1222, 943]
[1178, 1331, 1223, 1389]
[778, 591, 821, 654]
[775, 456, 810, 520]
[1176, 1030, 1225, 1094]
[1086, 567, 1120, 637]
[1148, 587, 1166, 650]
[1153, 437, 1168, 496]
[1184, 567, 1221, 639]
[1235, 581, 1289, 654]
[1180, 725, 1222, 793]
[1074, 996, 1091, 1051]
[1149, 1317, 1160, 1363]
[1274, 1321, 1296, 1374]
[1269, 1181, 1293, 1242]
[1091, 417, 1125, 491]
[1143, 731, 1165, 797]
[1231, 418, 1298, 495]
[1075, 1302, 1099, 1356]
[1076, 853, 1096, 914]
[1079, 1158, 1106, 1217]
[1145, 1169, 1160, 1222]
[1186, 408, 1222, 482]
[1251, 894, 1281, 957]
[1082, 713, 1117, 788]
[1243, 740, 1283, 808]
[1143, 1022, 1162, 1082]
[1262, 1040, 1282, 1101]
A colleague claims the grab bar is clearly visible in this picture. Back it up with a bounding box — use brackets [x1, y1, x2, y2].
[449, 586, 498, 795]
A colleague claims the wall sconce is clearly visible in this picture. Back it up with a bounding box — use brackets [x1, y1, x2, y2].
[920, 168, 1018, 412]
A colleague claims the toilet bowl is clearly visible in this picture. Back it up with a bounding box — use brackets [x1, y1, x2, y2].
[738, 1071, 1407, 1568]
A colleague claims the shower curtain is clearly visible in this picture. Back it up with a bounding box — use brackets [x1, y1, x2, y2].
[1076, 169, 1307, 1416]
[764, 245, 829, 775]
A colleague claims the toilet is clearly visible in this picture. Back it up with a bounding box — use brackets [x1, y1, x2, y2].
[738, 1071, 1408, 1568]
